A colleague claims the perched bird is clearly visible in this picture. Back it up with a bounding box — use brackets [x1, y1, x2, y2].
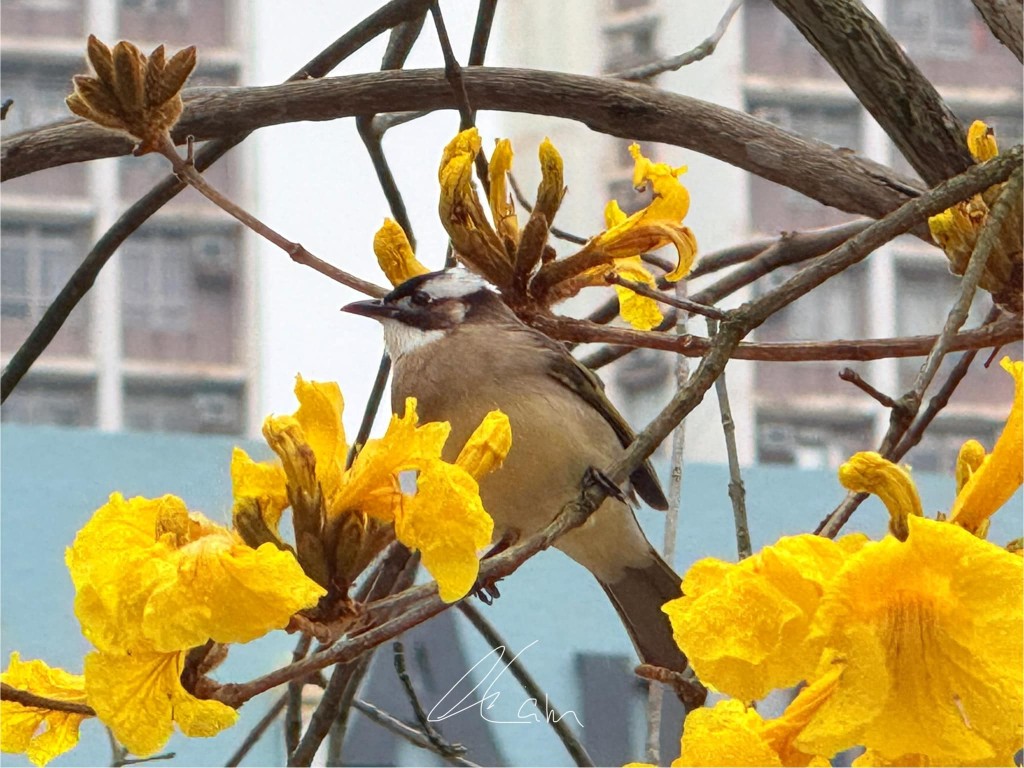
[343, 269, 688, 675]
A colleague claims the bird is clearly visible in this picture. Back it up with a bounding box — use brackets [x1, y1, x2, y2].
[343, 268, 689, 677]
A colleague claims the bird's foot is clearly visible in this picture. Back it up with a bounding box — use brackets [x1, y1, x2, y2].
[583, 465, 628, 503]
[473, 531, 518, 604]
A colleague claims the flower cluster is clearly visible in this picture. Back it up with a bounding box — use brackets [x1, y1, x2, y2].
[376, 127, 698, 330]
[928, 120, 1022, 313]
[3, 377, 510, 765]
[233, 376, 510, 603]
[651, 358, 1023, 766]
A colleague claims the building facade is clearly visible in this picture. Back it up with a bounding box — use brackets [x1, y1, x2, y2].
[1, 0, 258, 435]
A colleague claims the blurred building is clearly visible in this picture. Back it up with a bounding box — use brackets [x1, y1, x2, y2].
[1, 0, 258, 435]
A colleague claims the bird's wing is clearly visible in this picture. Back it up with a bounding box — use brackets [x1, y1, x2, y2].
[541, 340, 670, 511]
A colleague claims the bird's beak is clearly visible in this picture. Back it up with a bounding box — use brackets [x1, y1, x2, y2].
[341, 299, 399, 320]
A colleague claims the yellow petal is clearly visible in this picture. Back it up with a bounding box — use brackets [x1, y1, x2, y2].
[85, 650, 237, 757]
[535, 137, 565, 224]
[614, 285, 663, 331]
[838, 452, 923, 539]
[455, 410, 512, 478]
[950, 358, 1023, 533]
[955, 439, 986, 496]
[332, 398, 450, 522]
[142, 534, 326, 651]
[293, 375, 347, 494]
[798, 516, 1023, 763]
[604, 199, 628, 228]
[594, 144, 696, 280]
[664, 535, 849, 703]
[967, 120, 999, 162]
[487, 139, 519, 243]
[1, 654, 88, 767]
[393, 460, 494, 602]
[676, 700, 782, 767]
[66, 493, 179, 653]
[373, 219, 429, 287]
[230, 447, 288, 532]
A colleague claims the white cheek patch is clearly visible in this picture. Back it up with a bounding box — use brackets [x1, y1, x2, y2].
[381, 319, 445, 359]
[424, 269, 489, 300]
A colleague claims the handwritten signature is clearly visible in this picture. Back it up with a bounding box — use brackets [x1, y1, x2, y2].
[427, 641, 583, 727]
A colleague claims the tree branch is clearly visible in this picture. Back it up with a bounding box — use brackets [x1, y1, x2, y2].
[771, 0, 973, 185]
[0, 683, 95, 716]
[971, 0, 1023, 62]
[2, 69, 924, 227]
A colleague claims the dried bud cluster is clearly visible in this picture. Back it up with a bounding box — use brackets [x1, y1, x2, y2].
[66, 34, 196, 155]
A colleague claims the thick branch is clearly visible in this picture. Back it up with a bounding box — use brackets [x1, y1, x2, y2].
[771, 0, 972, 185]
[2, 68, 923, 224]
[971, 0, 1023, 62]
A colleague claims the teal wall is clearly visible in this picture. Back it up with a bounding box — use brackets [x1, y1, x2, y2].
[2, 425, 1021, 766]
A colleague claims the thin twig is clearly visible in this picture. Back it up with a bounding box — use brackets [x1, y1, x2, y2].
[0, 0, 425, 402]
[346, 354, 393, 468]
[612, 0, 745, 80]
[393, 641, 466, 758]
[211, 473, 610, 709]
[156, 137, 386, 298]
[708, 318, 751, 559]
[645, 280, 691, 764]
[352, 699, 480, 767]
[225, 693, 288, 767]
[114, 753, 176, 767]
[429, 0, 489, 191]
[508, 172, 588, 245]
[545, 315, 1021, 363]
[468, 0, 498, 67]
[0, 683, 95, 715]
[285, 634, 313, 758]
[816, 168, 1022, 538]
[606, 274, 729, 321]
[456, 603, 595, 767]
[838, 368, 899, 409]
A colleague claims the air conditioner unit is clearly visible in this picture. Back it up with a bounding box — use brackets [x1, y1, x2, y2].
[193, 392, 238, 432]
[191, 236, 234, 284]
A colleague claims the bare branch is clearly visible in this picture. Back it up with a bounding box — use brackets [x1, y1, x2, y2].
[225, 694, 287, 767]
[2, 69, 924, 227]
[771, 0, 972, 185]
[393, 641, 466, 759]
[971, 0, 1023, 62]
[614, 0, 745, 81]
[605, 274, 730, 321]
[352, 699, 480, 767]
[0, 683, 95, 716]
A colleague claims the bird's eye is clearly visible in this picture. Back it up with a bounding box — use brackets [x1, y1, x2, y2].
[411, 290, 432, 307]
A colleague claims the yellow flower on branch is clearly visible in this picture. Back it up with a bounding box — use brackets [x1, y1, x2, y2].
[595, 144, 697, 281]
[374, 219, 429, 287]
[662, 534, 864, 703]
[0, 654, 90, 767]
[598, 199, 665, 331]
[793, 516, 1023, 764]
[237, 376, 510, 602]
[949, 357, 1023, 533]
[85, 649, 237, 757]
[64, 492, 325, 755]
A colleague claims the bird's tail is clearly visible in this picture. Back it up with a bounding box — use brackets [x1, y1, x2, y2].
[599, 549, 694, 680]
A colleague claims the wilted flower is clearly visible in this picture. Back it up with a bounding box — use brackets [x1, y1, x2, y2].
[66, 35, 196, 155]
[432, 128, 698, 327]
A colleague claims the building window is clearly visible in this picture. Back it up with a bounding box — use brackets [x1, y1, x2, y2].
[757, 415, 874, 469]
[887, 0, 973, 60]
[903, 419, 1000, 475]
[123, 382, 243, 434]
[0, 65, 78, 135]
[120, 226, 240, 364]
[603, 17, 659, 72]
[1, 221, 90, 356]
[1, 378, 96, 428]
[1, 0, 85, 40]
[118, 0, 228, 48]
